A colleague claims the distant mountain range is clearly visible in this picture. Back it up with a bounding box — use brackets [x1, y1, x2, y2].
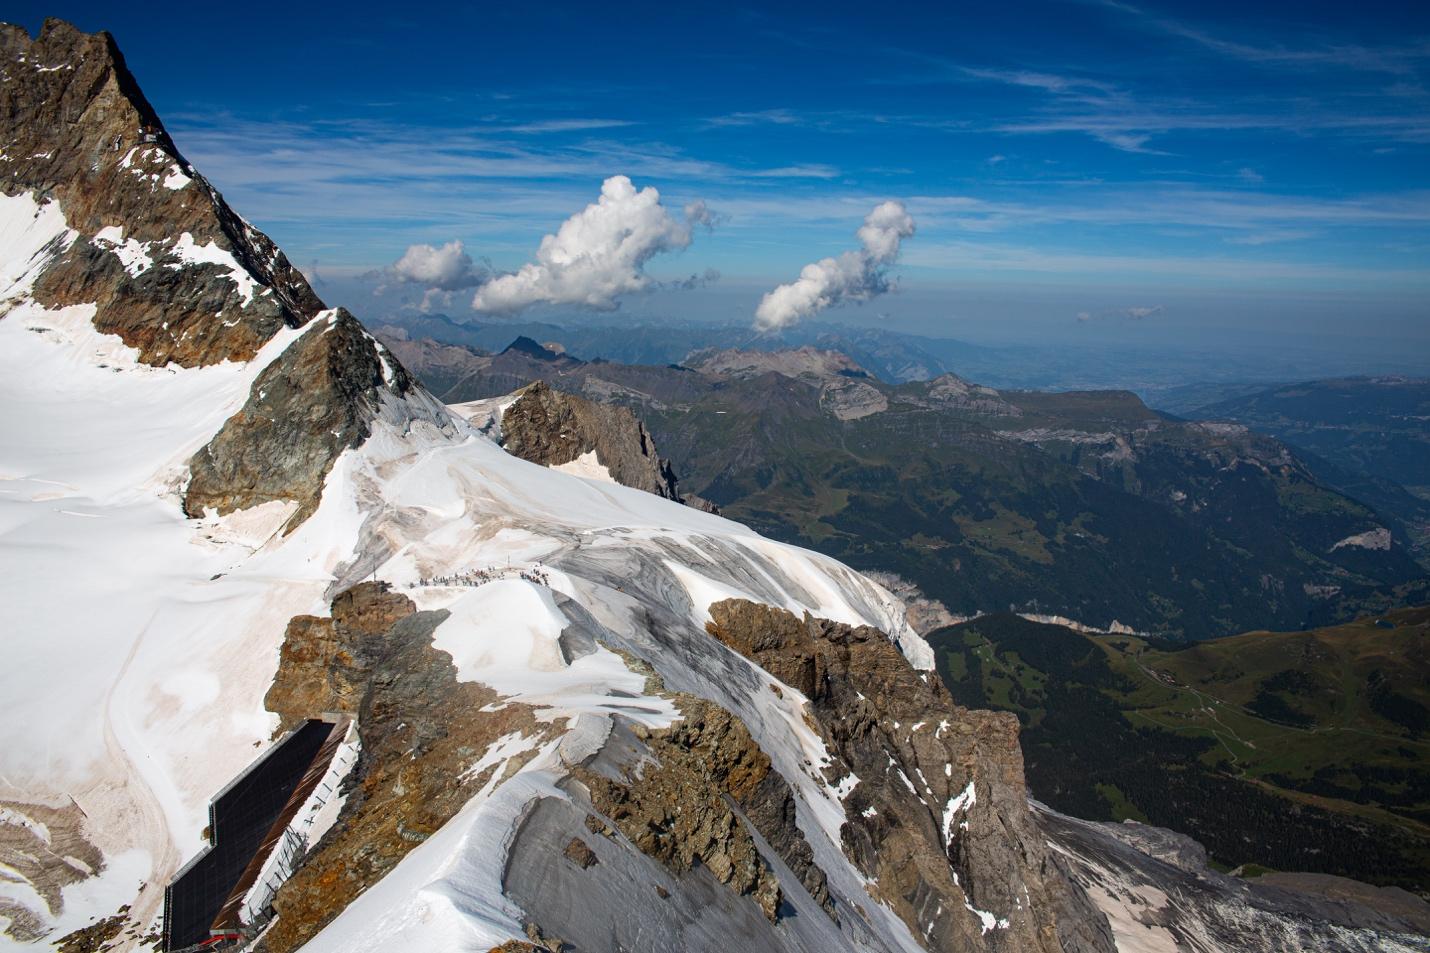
[375, 310, 1430, 400]
[1189, 377, 1430, 552]
[381, 331, 1429, 640]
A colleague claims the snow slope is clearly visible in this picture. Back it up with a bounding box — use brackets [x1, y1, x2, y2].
[0, 188, 931, 949]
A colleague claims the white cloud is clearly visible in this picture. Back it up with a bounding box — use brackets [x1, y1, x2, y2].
[754, 200, 916, 331]
[471, 175, 709, 313]
[391, 240, 485, 290]
[1075, 304, 1163, 322]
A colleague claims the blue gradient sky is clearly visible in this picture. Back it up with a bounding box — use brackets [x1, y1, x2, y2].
[12, 2, 1430, 356]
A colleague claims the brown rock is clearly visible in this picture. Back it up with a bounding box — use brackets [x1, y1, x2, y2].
[705, 598, 1114, 953]
[260, 583, 547, 953]
[572, 696, 814, 923]
[0, 798, 106, 942]
[183, 310, 421, 530]
[2, 19, 323, 367]
[501, 381, 710, 509]
[563, 838, 599, 870]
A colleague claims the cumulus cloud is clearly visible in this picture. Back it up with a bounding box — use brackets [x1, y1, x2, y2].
[472, 175, 709, 313]
[754, 200, 916, 331]
[1077, 305, 1164, 322]
[392, 240, 485, 291]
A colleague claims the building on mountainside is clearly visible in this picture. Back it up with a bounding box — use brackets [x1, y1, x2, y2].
[163, 718, 354, 951]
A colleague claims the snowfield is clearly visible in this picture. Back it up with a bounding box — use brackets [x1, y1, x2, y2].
[0, 190, 931, 950]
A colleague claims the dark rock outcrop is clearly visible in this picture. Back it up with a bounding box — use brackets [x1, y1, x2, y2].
[183, 310, 433, 529]
[5, 20, 431, 536]
[260, 583, 547, 953]
[500, 380, 717, 511]
[571, 695, 830, 923]
[2, 18, 323, 366]
[705, 599, 1114, 953]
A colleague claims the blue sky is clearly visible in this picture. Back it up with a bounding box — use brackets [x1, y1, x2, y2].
[13, 1, 1430, 357]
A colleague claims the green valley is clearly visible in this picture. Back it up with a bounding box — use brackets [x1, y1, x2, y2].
[928, 607, 1430, 893]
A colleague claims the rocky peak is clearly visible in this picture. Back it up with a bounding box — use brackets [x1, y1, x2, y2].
[1, 19, 442, 534]
[917, 373, 1022, 416]
[499, 380, 718, 511]
[2, 17, 323, 366]
[501, 335, 575, 363]
[687, 347, 890, 421]
[183, 309, 442, 530]
[688, 345, 873, 383]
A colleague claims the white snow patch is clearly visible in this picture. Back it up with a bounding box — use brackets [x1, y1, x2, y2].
[551, 449, 616, 484]
[828, 772, 860, 801]
[168, 232, 260, 304]
[162, 166, 192, 190]
[430, 581, 677, 727]
[0, 192, 75, 302]
[1079, 881, 1178, 953]
[91, 225, 154, 277]
[942, 780, 976, 848]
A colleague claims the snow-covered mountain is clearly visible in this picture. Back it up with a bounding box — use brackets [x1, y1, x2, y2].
[1, 18, 1424, 953]
[0, 19, 1109, 953]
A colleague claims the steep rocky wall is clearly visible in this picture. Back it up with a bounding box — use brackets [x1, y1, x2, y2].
[501, 380, 717, 510]
[183, 310, 443, 529]
[4, 20, 446, 537]
[704, 599, 1114, 953]
[570, 695, 832, 923]
[259, 583, 547, 953]
[2, 19, 323, 366]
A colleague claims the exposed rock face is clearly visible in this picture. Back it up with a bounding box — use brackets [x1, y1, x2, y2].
[0, 798, 106, 942]
[1, 19, 323, 366]
[687, 346, 872, 383]
[4, 20, 420, 535]
[861, 571, 961, 635]
[689, 347, 890, 421]
[704, 599, 1114, 953]
[500, 380, 717, 511]
[819, 376, 889, 421]
[571, 695, 830, 923]
[1040, 805, 1430, 952]
[260, 583, 546, 953]
[918, 374, 1022, 417]
[183, 310, 442, 529]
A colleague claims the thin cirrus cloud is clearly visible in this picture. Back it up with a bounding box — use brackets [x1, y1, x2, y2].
[937, 15, 1430, 155]
[470, 175, 712, 314]
[754, 200, 916, 331]
[1099, 0, 1430, 76]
